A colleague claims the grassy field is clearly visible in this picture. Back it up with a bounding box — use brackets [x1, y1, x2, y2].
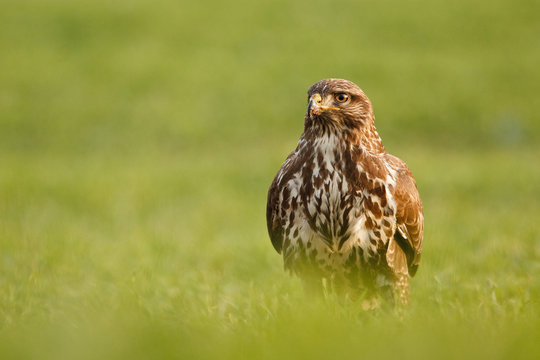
[1, 0, 540, 359]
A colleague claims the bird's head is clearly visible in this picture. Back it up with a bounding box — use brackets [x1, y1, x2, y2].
[305, 79, 374, 134]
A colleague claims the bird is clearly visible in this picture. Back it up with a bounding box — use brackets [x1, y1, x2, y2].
[266, 79, 423, 305]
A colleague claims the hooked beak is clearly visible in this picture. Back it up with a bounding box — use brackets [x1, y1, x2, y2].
[308, 93, 340, 116]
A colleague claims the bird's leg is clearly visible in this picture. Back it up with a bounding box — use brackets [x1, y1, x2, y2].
[360, 295, 381, 311]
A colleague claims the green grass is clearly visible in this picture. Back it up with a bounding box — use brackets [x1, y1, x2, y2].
[1, 0, 540, 359]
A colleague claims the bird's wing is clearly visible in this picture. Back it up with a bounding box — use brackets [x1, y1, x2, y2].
[266, 149, 298, 254]
[266, 175, 284, 254]
[385, 155, 424, 277]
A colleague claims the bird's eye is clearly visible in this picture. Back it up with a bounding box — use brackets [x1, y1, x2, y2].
[335, 93, 349, 103]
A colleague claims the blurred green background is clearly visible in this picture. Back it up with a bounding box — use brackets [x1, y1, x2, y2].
[1, 0, 539, 359]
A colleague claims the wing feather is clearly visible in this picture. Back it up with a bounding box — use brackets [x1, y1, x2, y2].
[386, 155, 424, 277]
[266, 147, 305, 255]
[266, 176, 284, 254]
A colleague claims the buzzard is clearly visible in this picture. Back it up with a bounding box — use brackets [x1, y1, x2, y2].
[266, 79, 423, 305]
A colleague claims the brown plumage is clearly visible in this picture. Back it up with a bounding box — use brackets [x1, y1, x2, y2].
[266, 79, 424, 305]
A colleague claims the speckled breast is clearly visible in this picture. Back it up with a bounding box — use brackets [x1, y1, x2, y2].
[280, 138, 398, 276]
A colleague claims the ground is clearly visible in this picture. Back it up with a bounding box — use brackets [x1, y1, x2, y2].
[1, 0, 539, 359]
